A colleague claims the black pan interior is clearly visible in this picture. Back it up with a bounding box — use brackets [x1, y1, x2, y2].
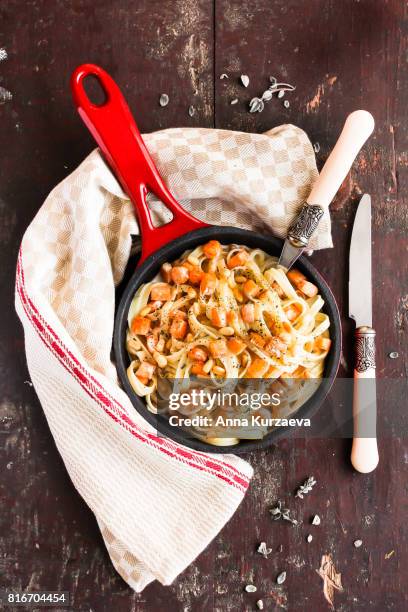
[114, 226, 341, 454]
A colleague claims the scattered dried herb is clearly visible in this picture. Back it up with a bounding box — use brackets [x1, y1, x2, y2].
[385, 550, 395, 559]
[220, 73, 229, 79]
[241, 74, 250, 87]
[256, 600, 264, 610]
[276, 571, 287, 585]
[257, 541, 272, 558]
[245, 584, 257, 593]
[307, 534, 313, 543]
[269, 76, 277, 86]
[249, 97, 265, 113]
[313, 142, 321, 153]
[248, 81, 295, 113]
[296, 476, 317, 499]
[159, 94, 169, 107]
[230, 98, 239, 105]
[0, 48, 11, 105]
[354, 539, 362, 548]
[312, 515, 321, 526]
[316, 554, 343, 609]
[0, 86, 12, 105]
[270, 500, 299, 525]
[188, 105, 195, 117]
[388, 351, 399, 359]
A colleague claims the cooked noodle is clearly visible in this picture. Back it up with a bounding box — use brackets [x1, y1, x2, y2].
[125, 241, 331, 444]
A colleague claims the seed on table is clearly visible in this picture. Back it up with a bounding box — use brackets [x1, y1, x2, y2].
[256, 600, 264, 610]
[388, 351, 399, 359]
[354, 539, 363, 548]
[276, 571, 287, 585]
[278, 90, 285, 98]
[283, 100, 290, 108]
[230, 98, 239, 105]
[245, 584, 257, 593]
[307, 534, 313, 543]
[241, 74, 250, 87]
[188, 105, 195, 117]
[159, 94, 169, 107]
[312, 514, 321, 525]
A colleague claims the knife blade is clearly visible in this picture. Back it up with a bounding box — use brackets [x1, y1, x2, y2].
[278, 110, 375, 270]
[349, 193, 372, 327]
[349, 193, 378, 474]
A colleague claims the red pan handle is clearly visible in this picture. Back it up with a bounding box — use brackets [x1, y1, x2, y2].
[70, 64, 207, 264]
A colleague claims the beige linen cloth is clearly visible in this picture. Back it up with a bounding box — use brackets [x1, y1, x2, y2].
[15, 125, 331, 592]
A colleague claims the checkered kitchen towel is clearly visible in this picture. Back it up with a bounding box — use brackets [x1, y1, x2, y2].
[15, 124, 331, 592]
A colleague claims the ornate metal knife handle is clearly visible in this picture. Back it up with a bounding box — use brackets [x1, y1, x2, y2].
[355, 326, 376, 373]
[288, 203, 324, 248]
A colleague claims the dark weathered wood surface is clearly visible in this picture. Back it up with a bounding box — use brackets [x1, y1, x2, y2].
[1, 1, 407, 610]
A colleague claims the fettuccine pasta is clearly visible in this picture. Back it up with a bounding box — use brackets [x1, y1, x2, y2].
[126, 240, 331, 442]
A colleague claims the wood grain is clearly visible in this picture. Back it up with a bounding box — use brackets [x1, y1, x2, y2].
[1, 1, 407, 610]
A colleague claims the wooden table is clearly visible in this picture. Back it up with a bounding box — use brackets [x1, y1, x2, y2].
[1, 1, 407, 610]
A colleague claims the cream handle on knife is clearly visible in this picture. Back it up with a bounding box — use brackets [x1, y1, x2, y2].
[307, 110, 375, 207]
[351, 327, 379, 473]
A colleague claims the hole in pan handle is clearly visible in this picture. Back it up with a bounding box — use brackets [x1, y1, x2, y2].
[70, 63, 208, 264]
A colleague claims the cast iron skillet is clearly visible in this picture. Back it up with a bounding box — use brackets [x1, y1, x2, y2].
[71, 63, 341, 454]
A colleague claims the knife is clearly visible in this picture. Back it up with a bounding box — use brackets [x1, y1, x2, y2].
[349, 193, 378, 473]
[278, 110, 375, 270]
